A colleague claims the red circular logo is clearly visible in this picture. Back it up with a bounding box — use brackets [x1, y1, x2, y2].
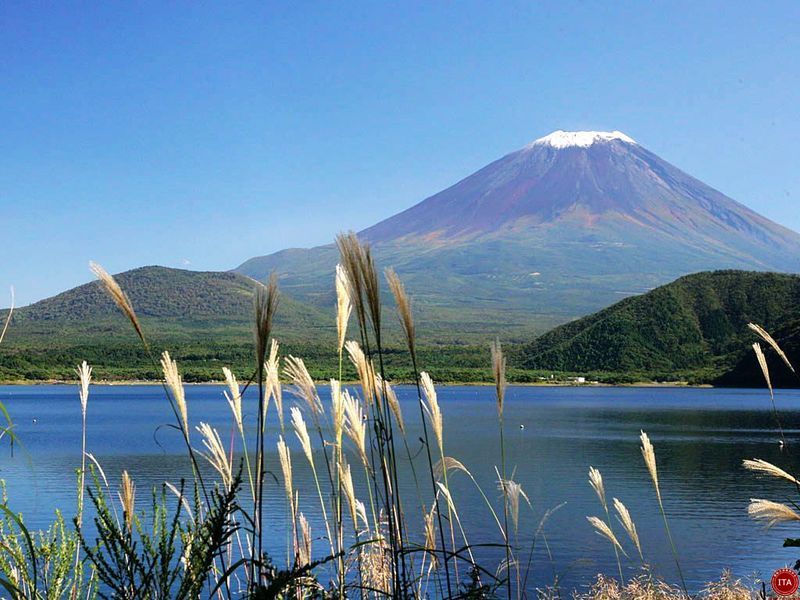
[772, 568, 799, 596]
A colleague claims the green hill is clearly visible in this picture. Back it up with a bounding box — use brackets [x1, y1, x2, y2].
[1, 266, 333, 345]
[0, 266, 492, 382]
[516, 270, 800, 378]
[5, 267, 798, 384]
[0, 267, 338, 381]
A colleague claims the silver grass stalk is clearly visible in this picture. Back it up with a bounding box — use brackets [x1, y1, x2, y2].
[355, 500, 369, 533]
[298, 513, 312, 567]
[223, 367, 243, 434]
[290, 406, 314, 466]
[613, 498, 643, 561]
[748, 498, 800, 527]
[743, 458, 799, 485]
[753, 342, 774, 399]
[588, 466, 622, 582]
[640, 430, 688, 596]
[77, 361, 92, 417]
[196, 422, 233, 489]
[118, 471, 136, 532]
[751, 342, 787, 448]
[277, 436, 293, 507]
[586, 516, 628, 557]
[424, 506, 438, 568]
[331, 378, 345, 447]
[284, 355, 324, 418]
[640, 431, 660, 499]
[420, 371, 443, 454]
[161, 351, 188, 435]
[74, 360, 92, 577]
[343, 390, 368, 467]
[89, 262, 145, 344]
[433, 456, 471, 482]
[498, 479, 530, 533]
[290, 409, 334, 558]
[588, 466, 607, 509]
[339, 460, 359, 529]
[253, 274, 279, 375]
[377, 374, 405, 434]
[385, 268, 416, 360]
[0, 286, 14, 346]
[491, 340, 506, 416]
[749, 323, 795, 373]
[345, 340, 376, 406]
[266, 339, 283, 429]
[335, 264, 352, 356]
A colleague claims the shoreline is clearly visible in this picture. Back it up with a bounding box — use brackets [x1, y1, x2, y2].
[0, 378, 716, 388]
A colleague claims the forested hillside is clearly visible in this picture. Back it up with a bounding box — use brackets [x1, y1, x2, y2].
[518, 271, 800, 377]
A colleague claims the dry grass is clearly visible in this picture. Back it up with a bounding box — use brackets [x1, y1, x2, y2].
[752, 342, 773, 399]
[747, 498, 800, 527]
[90, 261, 144, 344]
[748, 322, 794, 373]
[196, 422, 233, 489]
[386, 267, 416, 360]
[253, 274, 279, 373]
[335, 263, 352, 356]
[742, 458, 799, 484]
[118, 470, 136, 532]
[586, 517, 627, 557]
[612, 498, 642, 561]
[160, 350, 188, 434]
[570, 571, 752, 600]
[491, 339, 507, 416]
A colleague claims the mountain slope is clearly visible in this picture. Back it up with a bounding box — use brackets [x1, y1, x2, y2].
[0, 266, 495, 381]
[2, 266, 331, 346]
[237, 131, 800, 330]
[516, 270, 800, 374]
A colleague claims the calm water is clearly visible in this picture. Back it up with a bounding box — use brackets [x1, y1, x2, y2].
[0, 384, 798, 594]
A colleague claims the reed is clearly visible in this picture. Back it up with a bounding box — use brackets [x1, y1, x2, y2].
[742, 458, 798, 484]
[117, 471, 136, 533]
[89, 262, 145, 345]
[749, 322, 795, 373]
[588, 466, 623, 583]
[73, 360, 92, 595]
[747, 499, 800, 527]
[586, 516, 627, 557]
[492, 339, 513, 599]
[640, 430, 688, 597]
[612, 498, 643, 562]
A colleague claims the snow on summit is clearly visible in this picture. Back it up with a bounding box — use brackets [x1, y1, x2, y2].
[530, 130, 637, 149]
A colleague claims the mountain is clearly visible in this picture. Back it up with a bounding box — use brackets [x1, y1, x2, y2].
[2, 266, 329, 345]
[0, 266, 336, 380]
[515, 270, 800, 376]
[237, 131, 800, 334]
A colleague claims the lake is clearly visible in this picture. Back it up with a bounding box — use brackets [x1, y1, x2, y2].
[0, 383, 797, 595]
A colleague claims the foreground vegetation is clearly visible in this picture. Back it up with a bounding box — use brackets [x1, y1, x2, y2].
[0, 237, 792, 598]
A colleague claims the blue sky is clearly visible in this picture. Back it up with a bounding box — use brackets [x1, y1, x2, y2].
[2, 1, 799, 306]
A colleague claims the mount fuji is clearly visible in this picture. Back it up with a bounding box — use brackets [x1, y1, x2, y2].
[237, 131, 800, 338]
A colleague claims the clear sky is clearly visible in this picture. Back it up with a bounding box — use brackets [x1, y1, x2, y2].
[2, 1, 799, 306]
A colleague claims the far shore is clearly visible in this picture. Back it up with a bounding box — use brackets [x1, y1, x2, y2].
[0, 378, 715, 388]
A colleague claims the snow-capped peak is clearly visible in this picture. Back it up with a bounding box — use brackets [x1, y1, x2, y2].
[529, 130, 637, 149]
